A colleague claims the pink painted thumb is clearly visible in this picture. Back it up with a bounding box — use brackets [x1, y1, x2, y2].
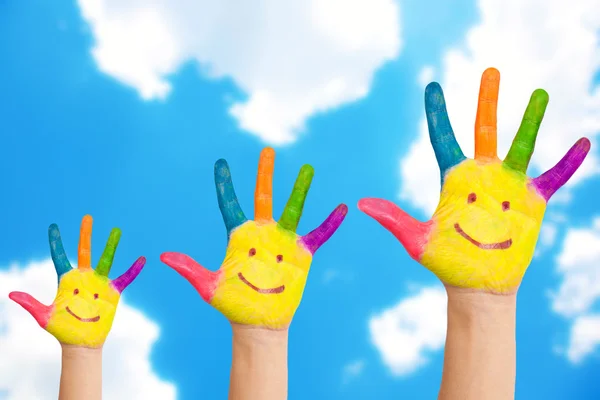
[357, 198, 432, 261]
[9, 291, 52, 328]
[160, 252, 220, 303]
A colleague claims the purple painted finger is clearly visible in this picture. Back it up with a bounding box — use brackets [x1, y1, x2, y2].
[300, 204, 348, 254]
[531, 138, 591, 201]
[111, 256, 146, 293]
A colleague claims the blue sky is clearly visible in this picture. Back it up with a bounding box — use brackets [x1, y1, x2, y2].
[1, 0, 600, 399]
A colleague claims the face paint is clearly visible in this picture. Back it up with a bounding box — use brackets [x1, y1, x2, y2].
[9, 215, 146, 348]
[161, 147, 348, 329]
[359, 68, 591, 294]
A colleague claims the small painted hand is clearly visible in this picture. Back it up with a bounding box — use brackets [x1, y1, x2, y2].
[161, 148, 347, 329]
[359, 68, 591, 294]
[9, 215, 146, 348]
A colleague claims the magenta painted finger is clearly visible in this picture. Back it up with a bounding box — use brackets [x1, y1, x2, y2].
[358, 198, 433, 261]
[300, 204, 348, 254]
[160, 252, 221, 303]
[111, 256, 146, 293]
[9, 291, 53, 328]
[531, 138, 591, 201]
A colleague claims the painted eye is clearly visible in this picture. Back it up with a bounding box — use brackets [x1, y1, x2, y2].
[468, 193, 477, 203]
[94, 293, 99, 300]
[249, 248, 257, 256]
[73, 288, 79, 295]
[502, 201, 510, 211]
[276, 255, 283, 263]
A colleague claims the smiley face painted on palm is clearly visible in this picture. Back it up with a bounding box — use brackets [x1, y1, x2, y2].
[359, 68, 590, 294]
[422, 159, 547, 291]
[45, 268, 121, 345]
[9, 215, 146, 348]
[161, 148, 347, 329]
[211, 221, 313, 326]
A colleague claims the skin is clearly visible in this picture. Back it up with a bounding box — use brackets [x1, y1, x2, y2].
[59, 345, 103, 400]
[9, 215, 146, 400]
[161, 147, 348, 400]
[359, 68, 590, 399]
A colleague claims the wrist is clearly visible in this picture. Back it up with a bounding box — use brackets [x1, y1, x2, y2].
[446, 286, 517, 315]
[59, 344, 102, 400]
[231, 323, 289, 346]
[229, 324, 289, 399]
[61, 344, 103, 360]
[445, 286, 517, 343]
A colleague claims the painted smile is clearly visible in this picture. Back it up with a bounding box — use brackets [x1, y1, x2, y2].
[66, 307, 100, 323]
[454, 223, 512, 250]
[238, 272, 285, 294]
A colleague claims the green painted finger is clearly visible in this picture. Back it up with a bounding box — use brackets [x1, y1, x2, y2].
[278, 164, 314, 232]
[504, 89, 549, 173]
[96, 228, 122, 277]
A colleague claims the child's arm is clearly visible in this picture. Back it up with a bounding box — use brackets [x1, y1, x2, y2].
[59, 345, 103, 400]
[9, 215, 145, 400]
[229, 325, 288, 400]
[161, 147, 347, 400]
[439, 290, 516, 400]
[359, 68, 590, 400]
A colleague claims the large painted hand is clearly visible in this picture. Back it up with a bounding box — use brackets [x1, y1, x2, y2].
[359, 68, 591, 294]
[161, 148, 347, 329]
[9, 215, 146, 348]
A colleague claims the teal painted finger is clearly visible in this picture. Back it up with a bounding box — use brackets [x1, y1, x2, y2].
[278, 164, 314, 232]
[48, 224, 72, 282]
[504, 89, 549, 173]
[215, 159, 247, 236]
[96, 228, 122, 277]
[425, 82, 466, 185]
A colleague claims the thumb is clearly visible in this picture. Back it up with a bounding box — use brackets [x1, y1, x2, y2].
[358, 198, 433, 261]
[9, 291, 53, 328]
[160, 252, 220, 303]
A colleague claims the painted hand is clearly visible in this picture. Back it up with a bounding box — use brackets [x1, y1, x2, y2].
[359, 68, 591, 294]
[9, 215, 146, 348]
[161, 148, 347, 329]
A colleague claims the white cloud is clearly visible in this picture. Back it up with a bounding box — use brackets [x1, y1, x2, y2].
[76, 0, 401, 145]
[0, 260, 176, 400]
[418, 66, 435, 87]
[552, 218, 600, 317]
[400, 0, 600, 215]
[566, 314, 600, 363]
[535, 222, 558, 258]
[369, 286, 447, 375]
[552, 218, 600, 362]
[540, 224, 558, 248]
[342, 359, 365, 383]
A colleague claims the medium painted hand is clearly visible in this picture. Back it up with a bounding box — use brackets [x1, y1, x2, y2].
[359, 68, 591, 294]
[161, 147, 347, 329]
[9, 215, 146, 348]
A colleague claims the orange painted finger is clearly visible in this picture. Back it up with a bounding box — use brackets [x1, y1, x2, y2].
[78, 215, 93, 269]
[474, 68, 500, 160]
[254, 147, 275, 222]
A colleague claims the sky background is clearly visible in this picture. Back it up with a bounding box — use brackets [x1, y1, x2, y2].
[1, 0, 600, 399]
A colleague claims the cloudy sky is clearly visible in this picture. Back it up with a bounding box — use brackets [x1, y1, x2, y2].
[1, 0, 599, 399]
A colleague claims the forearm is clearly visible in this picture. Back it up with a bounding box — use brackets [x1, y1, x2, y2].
[229, 324, 288, 400]
[439, 289, 517, 400]
[59, 345, 102, 400]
